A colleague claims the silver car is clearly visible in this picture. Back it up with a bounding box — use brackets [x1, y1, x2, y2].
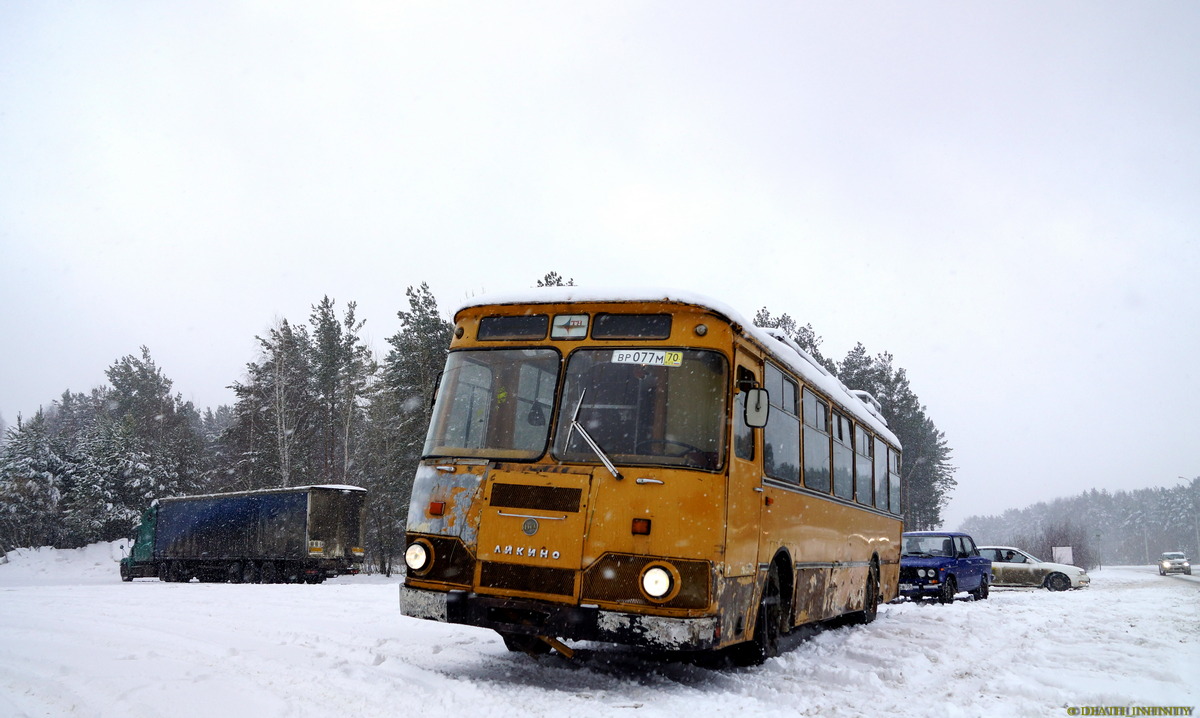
[977, 546, 1090, 591]
[1158, 552, 1192, 575]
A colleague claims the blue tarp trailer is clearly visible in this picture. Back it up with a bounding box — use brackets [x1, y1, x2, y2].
[120, 485, 366, 583]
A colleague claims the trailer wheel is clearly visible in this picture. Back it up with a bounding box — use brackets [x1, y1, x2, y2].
[261, 561, 279, 584]
[170, 562, 190, 583]
[226, 561, 243, 584]
[241, 561, 259, 584]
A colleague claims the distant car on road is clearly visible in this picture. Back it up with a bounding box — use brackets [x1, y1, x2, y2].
[899, 531, 992, 603]
[977, 546, 1090, 591]
[1158, 552, 1192, 576]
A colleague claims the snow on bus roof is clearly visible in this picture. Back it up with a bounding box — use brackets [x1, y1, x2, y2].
[457, 287, 900, 447]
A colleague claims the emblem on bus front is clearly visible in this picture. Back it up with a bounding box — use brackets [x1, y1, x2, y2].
[522, 518, 539, 536]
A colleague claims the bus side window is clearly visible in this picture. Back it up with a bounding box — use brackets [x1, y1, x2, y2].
[763, 363, 800, 482]
[832, 412, 853, 499]
[874, 438, 889, 510]
[855, 425, 873, 506]
[888, 447, 902, 514]
[802, 388, 831, 492]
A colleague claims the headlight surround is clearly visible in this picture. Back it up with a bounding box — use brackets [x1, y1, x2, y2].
[640, 563, 678, 601]
[404, 540, 432, 574]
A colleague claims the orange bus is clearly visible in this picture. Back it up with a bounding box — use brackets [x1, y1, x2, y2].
[399, 290, 902, 663]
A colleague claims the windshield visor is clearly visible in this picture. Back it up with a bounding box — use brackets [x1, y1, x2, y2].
[552, 348, 728, 471]
[423, 349, 560, 460]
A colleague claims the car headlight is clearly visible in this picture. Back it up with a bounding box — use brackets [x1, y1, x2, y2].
[641, 565, 674, 599]
[404, 541, 430, 572]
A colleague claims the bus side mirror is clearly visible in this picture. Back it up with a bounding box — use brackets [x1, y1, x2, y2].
[743, 388, 769, 428]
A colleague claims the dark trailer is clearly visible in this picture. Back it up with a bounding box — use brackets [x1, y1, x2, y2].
[121, 485, 367, 584]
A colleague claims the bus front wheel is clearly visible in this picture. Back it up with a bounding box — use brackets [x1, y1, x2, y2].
[733, 565, 783, 665]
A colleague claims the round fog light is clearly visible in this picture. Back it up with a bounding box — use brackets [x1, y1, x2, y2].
[641, 566, 673, 598]
[405, 542, 430, 572]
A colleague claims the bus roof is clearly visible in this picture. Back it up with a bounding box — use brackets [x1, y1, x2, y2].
[456, 288, 900, 448]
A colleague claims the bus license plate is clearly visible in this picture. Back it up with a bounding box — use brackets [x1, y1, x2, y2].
[612, 350, 682, 367]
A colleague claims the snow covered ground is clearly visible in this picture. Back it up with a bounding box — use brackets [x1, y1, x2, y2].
[1, 542, 1196, 718]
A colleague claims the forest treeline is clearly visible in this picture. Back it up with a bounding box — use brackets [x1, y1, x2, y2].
[960, 478, 1200, 569]
[0, 284, 448, 574]
[1, 276, 957, 568]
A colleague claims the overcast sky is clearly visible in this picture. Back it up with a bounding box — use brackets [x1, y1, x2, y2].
[2, 2, 1197, 528]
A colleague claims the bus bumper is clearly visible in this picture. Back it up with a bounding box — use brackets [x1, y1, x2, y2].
[400, 585, 719, 652]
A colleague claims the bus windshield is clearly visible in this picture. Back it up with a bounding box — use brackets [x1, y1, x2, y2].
[552, 348, 728, 471]
[423, 349, 560, 460]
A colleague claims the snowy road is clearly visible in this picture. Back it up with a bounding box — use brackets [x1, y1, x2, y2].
[1, 543, 1197, 718]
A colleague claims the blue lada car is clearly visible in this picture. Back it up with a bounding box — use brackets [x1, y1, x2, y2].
[898, 531, 992, 603]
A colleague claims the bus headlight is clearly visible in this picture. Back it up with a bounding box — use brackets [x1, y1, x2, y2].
[405, 541, 431, 573]
[641, 565, 674, 599]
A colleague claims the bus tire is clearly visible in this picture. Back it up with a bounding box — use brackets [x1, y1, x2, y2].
[853, 562, 880, 624]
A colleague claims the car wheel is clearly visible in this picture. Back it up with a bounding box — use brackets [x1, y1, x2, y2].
[938, 576, 957, 604]
[1045, 573, 1070, 591]
[972, 575, 989, 601]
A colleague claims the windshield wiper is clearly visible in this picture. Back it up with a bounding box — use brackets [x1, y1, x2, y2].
[568, 390, 623, 480]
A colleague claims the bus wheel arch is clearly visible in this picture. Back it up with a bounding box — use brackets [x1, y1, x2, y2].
[772, 553, 795, 630]
[733, 552, 793, 665]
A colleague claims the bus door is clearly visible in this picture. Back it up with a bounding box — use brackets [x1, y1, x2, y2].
[723, 357, 764, 635]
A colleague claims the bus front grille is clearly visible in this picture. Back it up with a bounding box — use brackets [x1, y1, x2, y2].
[479, 561, 576, 597]
[489, 483, 582, 513]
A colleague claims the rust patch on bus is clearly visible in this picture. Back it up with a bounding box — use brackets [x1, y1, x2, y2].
[792, 568, 828, 624]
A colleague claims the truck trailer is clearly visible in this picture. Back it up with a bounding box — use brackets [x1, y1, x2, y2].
[120, 485, 367, 584]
